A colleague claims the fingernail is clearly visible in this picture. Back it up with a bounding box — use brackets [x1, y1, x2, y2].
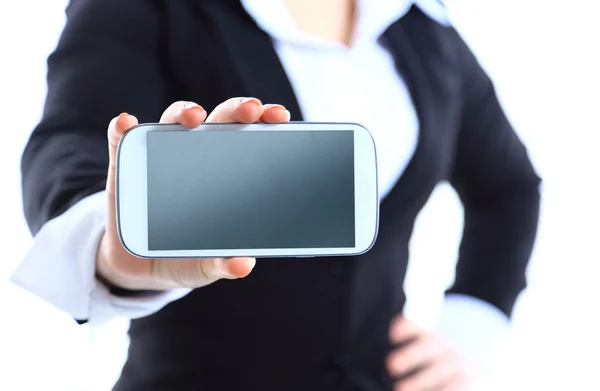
[263, 104, 286, 111]
[183, 102, 204, 111]
[115, 113, 131, 127]
[220, 267, 239, 279]
[240, 97, 262, 106]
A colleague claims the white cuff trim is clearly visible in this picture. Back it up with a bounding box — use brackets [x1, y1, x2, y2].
[437, 294, 510, 379]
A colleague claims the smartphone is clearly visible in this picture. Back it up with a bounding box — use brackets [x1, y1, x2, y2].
[116, 122, 379, 258]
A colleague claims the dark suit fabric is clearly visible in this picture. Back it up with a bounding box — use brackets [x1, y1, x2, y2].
[21, 1, 541, 390]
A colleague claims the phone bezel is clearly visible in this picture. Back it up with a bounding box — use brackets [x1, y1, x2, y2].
[116, 122, 379, 258]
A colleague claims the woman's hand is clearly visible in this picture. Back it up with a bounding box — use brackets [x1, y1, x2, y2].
[97, 98, 291, 291]
[387, 315, 473, 391]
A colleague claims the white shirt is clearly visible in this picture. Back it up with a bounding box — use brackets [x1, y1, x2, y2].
[11, 0, 508, 378]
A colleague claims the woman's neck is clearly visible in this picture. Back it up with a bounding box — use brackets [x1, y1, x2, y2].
[283, 0, 356, 46]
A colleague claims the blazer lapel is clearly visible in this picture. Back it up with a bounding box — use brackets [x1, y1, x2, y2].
[201, 1, 304, 121]
[381, 9, 434, 193]
[380, 6, 459, 205]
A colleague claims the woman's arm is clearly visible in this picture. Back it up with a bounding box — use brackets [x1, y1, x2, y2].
[11, 191, 193, 322]
[22, 0, 170, 232]
[447, 37, 541, 317]
[14, 0, 285, 322]
[14, 0, 176, 322]
[432, 33, 541, 382]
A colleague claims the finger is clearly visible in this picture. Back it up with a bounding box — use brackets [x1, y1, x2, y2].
[106, 112, 139, 205]
[159, 101, 208, 127]
[259, 104, 291, 123]
[390, 315, 422, 344]
[439, 372, 471, 391]
[386, 336, 443, 377]
[107, 102, 206, 232]
[152, 257, 256, 289]
[206, 97, 264, 123]
[394, 354, 461, 391]
[103, 114, 143, 283]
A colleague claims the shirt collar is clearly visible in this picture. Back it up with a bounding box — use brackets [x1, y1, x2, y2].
[239, 0, 450, 49]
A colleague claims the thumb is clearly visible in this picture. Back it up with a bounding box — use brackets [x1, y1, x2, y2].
[153, 257, 257, 289]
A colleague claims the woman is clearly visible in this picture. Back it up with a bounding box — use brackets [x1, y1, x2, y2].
[13, 0, 540, 390]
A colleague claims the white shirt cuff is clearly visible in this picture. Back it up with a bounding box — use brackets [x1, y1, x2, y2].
[437, 294, 510, 380]
[10, 191, 191, 322]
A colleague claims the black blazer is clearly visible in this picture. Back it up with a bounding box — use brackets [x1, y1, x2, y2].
[21, 0, 541, 390]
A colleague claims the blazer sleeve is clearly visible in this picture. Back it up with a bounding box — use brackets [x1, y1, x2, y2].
[447, 40, 542, 317]
[21, 0, 171, 234]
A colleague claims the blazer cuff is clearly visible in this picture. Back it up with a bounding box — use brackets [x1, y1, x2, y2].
[437, 293, 510, 379]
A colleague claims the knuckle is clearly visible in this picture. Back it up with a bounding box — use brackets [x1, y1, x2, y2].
[394, 382, 408, 391]
[196, 259, 214, 280]
[388, 354, 406, 373]
[150, 258, 166, 283]
[395, 361, 409, 374]
[172, 267, 194, 288]
[160, 101, 185, 121]
[399, 381, 417, 391]
[152, 259, 187, 288]
[171, 100, 187, 109]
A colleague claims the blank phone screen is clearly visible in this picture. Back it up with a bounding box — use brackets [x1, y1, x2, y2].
[146, 130, 355, 250]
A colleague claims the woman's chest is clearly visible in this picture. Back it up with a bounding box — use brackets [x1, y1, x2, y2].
[277, 43, 421, 199]
[275, 43, 463, 199]
[166, 5, 464, 197]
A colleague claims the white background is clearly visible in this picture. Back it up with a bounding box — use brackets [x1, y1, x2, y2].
[0, 1, 599, 390]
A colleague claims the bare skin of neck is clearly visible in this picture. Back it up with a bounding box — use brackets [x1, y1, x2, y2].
[282, 0, 356, 46]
